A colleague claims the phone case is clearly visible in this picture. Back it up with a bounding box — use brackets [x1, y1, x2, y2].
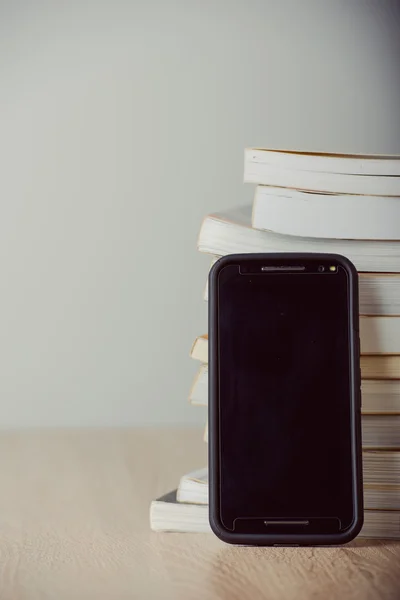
[208, 253, 363, 546]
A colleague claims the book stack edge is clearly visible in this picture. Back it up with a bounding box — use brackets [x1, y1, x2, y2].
[151, 148, 400, 540]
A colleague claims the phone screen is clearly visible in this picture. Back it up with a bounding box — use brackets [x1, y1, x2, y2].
[217, 261, 356, 533]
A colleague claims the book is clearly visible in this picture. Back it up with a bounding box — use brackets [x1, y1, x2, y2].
[360, 356, 400, 380]
[359, 274, 400, 316]
[362, 381, 400, 414]
[177, 461, 400, 510]
[177, 467, 208, 504]
[189, 365, 400, 414]
[364, 451, 400, 485]
[150, 490, 400, 538]
[252, 186, 400, 240]
[204, 260, 400, 316]
[190, 334, 208, 363]
[190, 335, 400, 380]
[244, 148, 400, 196]
[362, 416, 400, 449]
[150, 490, 208, 533]
[359, 317, 400, 354]
[197, 206, 400, 273]
[245, 148, 400, 178]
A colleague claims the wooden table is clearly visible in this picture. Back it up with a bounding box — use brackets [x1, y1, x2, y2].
[0, 428, 399, 599]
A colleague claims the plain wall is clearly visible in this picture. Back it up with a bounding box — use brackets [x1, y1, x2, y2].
[0, 0, 399, 426]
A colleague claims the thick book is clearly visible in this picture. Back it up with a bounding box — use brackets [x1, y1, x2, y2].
[358, 274, 400, 317]
[360, 317, 400, 354]
[189, 365, 400, 414]
[204, 260, 400, 317]
[252, 186, 400, 240]
[190, 335, 400, 379]
[150, 490, 400, 538]
[360, 356, 400, 380]
[245, 148, 400, 178]
[361, 381, 400, 414]
[177, 460, 400, 510]
[244, 148, 400, 195]
[150, 490, 209, 533]
[362, 416, 400, 449]
[197, 206, 400, 273]
[190, 334, 208, 363]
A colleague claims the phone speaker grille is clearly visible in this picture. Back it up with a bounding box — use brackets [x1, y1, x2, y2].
[263, 520, 310, 526]
[261, 266, 305, 272]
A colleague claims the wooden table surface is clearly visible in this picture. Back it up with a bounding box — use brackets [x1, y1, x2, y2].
[0, 428, 399, 600]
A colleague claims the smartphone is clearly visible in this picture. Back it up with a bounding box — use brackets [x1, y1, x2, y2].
[208, 253, 363, 546]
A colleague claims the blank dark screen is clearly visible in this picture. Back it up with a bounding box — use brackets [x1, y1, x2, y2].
[217, 264, 354, 531]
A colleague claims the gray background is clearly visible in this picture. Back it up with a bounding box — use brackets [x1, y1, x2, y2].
[0, 0, 399, 426]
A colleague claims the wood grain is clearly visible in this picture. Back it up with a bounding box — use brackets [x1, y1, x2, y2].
[0, 428, 398, 600]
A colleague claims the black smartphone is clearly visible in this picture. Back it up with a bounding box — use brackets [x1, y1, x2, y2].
[208, 253, 363, 546]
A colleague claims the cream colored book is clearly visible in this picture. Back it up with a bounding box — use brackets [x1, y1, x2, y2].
[363, 451, 400, 485]
[150, 490, 209, 533]
[361, 356, 400, 380]
[244, 148, 400, 178]
[252, 186, 400, 240]
[362, 416, 400, 449]
[359, 273, 400, 316]
[359, 317, 400, 354]
[190, 335, 400, 379]
[177, 467, 208, 504]
[204, 259, 400, 316]
[197, 207, 400, 273]
[189, 366, 400, 415]
[244, 148, 400, 195]
[190, 334, 208, 363]
[150, 490, 400, 538]
[177, 458, 400, 510]
[362, 381, 400, 414]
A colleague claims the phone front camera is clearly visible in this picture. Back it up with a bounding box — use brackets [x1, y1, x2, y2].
[318, 265, 325, 272]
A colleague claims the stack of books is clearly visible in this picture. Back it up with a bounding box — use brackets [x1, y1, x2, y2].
[151, 149, 400, 539]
